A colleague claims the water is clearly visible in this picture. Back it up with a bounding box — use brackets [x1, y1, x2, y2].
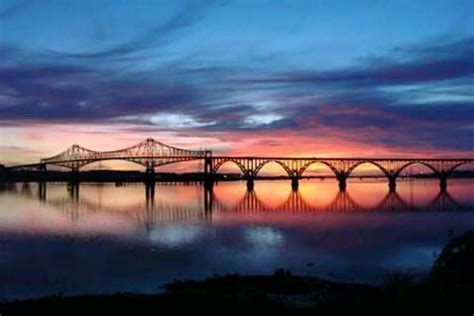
[1, 179, 473, 300]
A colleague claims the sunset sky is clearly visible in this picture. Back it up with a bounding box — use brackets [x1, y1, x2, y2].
[1, 0, 473, 169]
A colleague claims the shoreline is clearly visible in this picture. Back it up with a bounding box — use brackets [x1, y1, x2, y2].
[1, 230, 473, 315]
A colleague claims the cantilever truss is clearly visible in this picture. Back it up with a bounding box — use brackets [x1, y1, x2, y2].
[41, 138, 211, 170]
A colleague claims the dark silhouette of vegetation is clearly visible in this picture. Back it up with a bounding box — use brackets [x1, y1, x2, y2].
[1, 231, 473, 315]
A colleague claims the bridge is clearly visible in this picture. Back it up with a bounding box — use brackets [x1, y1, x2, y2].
[2, 137, 473, 191]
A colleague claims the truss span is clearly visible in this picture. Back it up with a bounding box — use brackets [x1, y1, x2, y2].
[40, 138, 211, 170]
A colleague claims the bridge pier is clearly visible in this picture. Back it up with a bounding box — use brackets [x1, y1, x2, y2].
[145, 167, 155, 185]
[246, 177, 254, 191]
[337, 174, 347, 191]
[291, 177, 299, 191]
[145, 167, 156, 202]
[204, 157, 213, 175]
[439, 175, 447, 192]
[0, 164, 6, 183]
[38, 163, 47, 183]
[145, 181, 155, 202]
[388, 176, 397, 192]
[204, 176, 214, 191]
[204, 185, 213, 219]
[68, 182, 79, 201]
[203, 158, 215, 189]
[70, 168, 79, 184]
[38, 181, 46, 202]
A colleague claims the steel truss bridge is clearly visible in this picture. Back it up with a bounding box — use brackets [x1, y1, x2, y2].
[2, 137, 473, 191]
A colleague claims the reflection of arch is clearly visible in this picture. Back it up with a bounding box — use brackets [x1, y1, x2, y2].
[395, 161, 440, 177]
[427, 190, 470, 212]
[213, 188, 301, 213]
[378, 191, 411, 211]
[254, 160, 293, 177]
[212, 186, 472, 213]
[297, 160, 339, 177]
[325, 190, 359, 212]
[212, 160, 247, 175]
[447, 161, 474, 175]
[346, 160, 390, 178]
[13, 182, 474, 228]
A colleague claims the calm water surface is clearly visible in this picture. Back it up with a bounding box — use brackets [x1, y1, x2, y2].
[1, 179, 473, 300]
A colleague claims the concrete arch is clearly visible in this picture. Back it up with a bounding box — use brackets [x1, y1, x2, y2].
[212, 159, 247, 176]
[346, 160, 391, 178]
[395, 161, 441, 178]
[297, 160, 340, 177]
[253, 160, 294, 177]
[447, 161, 474, 175]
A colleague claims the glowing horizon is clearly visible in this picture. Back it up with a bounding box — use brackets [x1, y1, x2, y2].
[1, 1, 473, 167]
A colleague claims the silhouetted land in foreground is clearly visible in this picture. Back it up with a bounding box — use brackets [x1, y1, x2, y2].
[1, 231, 473, 316]
[2, 169, 474, 183]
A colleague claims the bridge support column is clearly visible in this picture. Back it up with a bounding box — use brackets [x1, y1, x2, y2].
[0, 164, 6, 183]
[38, 181, 46, 202]
[39, 163, 47, 183]
[145, 167, 155, 201]
[204, 157, 212, 175]
[70, 168, 79, 184]
[145, 181, 155, 201]
[291, 177, 299, 191]
[439, 175, 447, 192]
[388, 176, 397, 192]
[204, 177, 214, 191]
[203, 157, 214, 188]
[145, 167, 155, 185]
[204, 184, 213, 219]
[68, 182, 79, 201]
[337, 174, 347, 191]
[246, 177, 254, 191]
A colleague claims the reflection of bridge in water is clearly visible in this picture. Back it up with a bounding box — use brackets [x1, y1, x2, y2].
[6, 182, 473, 231]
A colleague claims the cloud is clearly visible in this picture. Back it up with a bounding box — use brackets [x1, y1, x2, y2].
[274, 96, 474, 151]
[0, 55, 204, 122]
[0, 36, 473, 154]
[243, 37, 474, 87]
[50, 1, 218, 60]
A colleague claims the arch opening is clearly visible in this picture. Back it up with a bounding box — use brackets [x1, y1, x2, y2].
[254, 160, 293, 178]
[448, 161, 474, 175]
[395, 162, 441, 178]
[346, 161, 390, 178]
[298, 161, 339, 178]
[213, 160, 247, 176]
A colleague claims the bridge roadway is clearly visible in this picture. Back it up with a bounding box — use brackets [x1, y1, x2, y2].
[1, 138, 473, 191]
